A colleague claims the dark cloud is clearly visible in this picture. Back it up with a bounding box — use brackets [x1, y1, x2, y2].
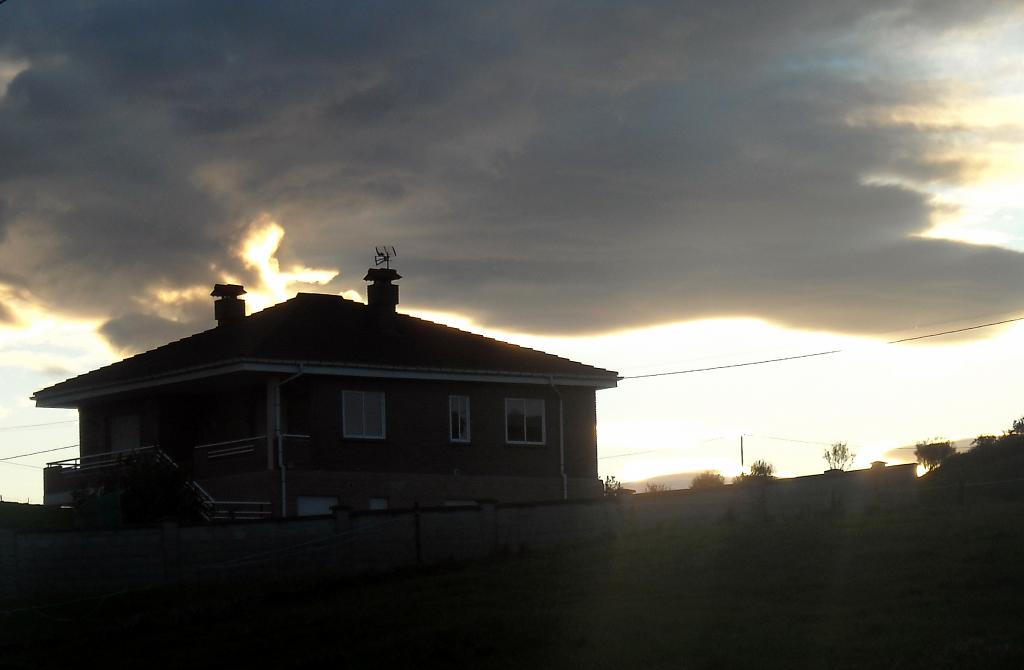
[99, 310, 207, 355]
[1, 1, 1022, 345]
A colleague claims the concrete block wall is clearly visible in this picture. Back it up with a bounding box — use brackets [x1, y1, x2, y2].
[1, 464, 919, 599]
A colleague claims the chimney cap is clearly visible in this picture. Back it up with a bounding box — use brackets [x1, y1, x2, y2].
[211, 283, 246, 298]
[363, 268, 401, 282]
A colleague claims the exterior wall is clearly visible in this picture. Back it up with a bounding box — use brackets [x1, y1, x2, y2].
[77, 398, 160, 458]
[52, 374, 604, 513]
[297, 377, 598, 481]
[199, 375, 603, 510]
[198, 469, 603, 514]
[73, 385, 267, 464]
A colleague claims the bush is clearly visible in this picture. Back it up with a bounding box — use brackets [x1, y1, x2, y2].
[690, 471, 726, 490]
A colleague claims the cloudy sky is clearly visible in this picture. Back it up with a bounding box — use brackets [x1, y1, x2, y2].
[3, 1, 1024, 500]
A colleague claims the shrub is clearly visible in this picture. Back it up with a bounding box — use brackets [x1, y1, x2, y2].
[690, 471, 726, 490]
[734, 459, 775, 484]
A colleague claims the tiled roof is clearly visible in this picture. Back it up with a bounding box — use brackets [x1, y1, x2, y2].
[34, 293, 618, 402]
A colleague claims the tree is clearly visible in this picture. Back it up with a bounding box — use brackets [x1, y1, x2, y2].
[603, 475, 624, 496]
[644, 481, 668, 493]
[690, 471, 726, 490]
[971, 434, 999, 451]
[823, 441, 856, 471]
[914, 439, 955, 472]
[734, 459, 775, 483]
[1011, 416, 1024, 435]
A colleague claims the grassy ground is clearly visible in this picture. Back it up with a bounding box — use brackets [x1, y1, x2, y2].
[3, 502, 1024, 669]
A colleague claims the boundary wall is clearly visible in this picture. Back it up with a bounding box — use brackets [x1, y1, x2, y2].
[1, 464, 916, 599]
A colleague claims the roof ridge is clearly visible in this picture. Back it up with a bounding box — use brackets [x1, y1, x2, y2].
[34, 291, 617, 401]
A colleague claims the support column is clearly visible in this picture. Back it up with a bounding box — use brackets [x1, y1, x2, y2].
[265, 378, 278, 472]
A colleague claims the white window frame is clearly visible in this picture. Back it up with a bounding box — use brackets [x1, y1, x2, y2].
[504, 398, 546, 445]
[449, 395, 471, 443]
[342, 390, 386, 439]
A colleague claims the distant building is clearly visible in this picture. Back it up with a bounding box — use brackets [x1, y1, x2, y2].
[35, 263, 618, 517]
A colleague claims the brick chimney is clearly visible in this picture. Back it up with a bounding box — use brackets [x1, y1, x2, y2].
[211, 283, 246, 326]
[363, 268, 401, 313]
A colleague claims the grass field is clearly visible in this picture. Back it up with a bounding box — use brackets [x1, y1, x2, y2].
[3, 502, 1024, 668]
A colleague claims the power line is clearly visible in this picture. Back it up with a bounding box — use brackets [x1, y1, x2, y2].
[0, 419, 77, 432]
[598, 449, 661, 460]
[621, 314, 1024, 380]
[746, 434, 837, 447]
[622, 349, 842, 379]
[0, 460, 42, 470]
[885, 316, 1024, 344]
[620, 307, 1024, 377]
[0, 444, 78, 462]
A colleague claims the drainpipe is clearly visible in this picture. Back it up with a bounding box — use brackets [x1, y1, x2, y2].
[276, 364, 304, 517]
[548, 377, 568, 500]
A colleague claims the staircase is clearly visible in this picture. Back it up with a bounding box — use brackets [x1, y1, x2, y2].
[45, 446, 272, 522]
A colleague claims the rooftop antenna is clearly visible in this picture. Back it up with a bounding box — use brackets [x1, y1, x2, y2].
[374, 245, 397, 270]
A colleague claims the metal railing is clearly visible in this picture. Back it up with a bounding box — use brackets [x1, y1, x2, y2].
[194, 435, 266, 450]
[189, 479, 271, 521]
[45, 445, 273, 522]
[46, 446, 161, 472]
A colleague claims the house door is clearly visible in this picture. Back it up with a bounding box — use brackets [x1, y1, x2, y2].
[110, 413, 141, 452]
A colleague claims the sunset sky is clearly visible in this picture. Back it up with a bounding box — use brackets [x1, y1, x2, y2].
[3, 2, 1024, 501]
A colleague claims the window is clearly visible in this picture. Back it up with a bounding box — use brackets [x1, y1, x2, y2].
[282, 385, 310, 435]
[505, 398, 545, 444]
[297, 496, 338, 517]
[368, 498, 389, 510]
[342, 391, 385, 439]
[449, 395, 471, 442]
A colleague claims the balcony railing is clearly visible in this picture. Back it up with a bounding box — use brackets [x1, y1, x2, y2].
[46, 445, 162, 473]
[193, 435, 268, 478]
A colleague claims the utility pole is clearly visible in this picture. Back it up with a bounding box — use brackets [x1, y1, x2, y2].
[740, 434, 745, 470]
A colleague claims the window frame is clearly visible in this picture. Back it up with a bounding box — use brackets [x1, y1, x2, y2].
[341, 390, 386, 440]
[449, 394, 471, 443]
[504, 397, 546, 445]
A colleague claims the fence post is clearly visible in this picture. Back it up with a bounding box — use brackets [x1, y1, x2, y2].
[479, 501, 497, 557]
[161, 520, 180, 584]
[413, 502, 422, 565]
[333, 506, 352, 534]
[603, 497, 623, 538]
[0, 529, 17, 599]
[331, 506, 353, 570]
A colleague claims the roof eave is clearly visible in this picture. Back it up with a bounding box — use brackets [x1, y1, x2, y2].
[32, 358, 619, 408]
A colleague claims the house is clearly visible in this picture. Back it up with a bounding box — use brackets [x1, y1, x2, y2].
[34, 264, 619, 517]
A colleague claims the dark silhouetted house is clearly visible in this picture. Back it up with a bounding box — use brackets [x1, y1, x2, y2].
[35, 266, 618, 517]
